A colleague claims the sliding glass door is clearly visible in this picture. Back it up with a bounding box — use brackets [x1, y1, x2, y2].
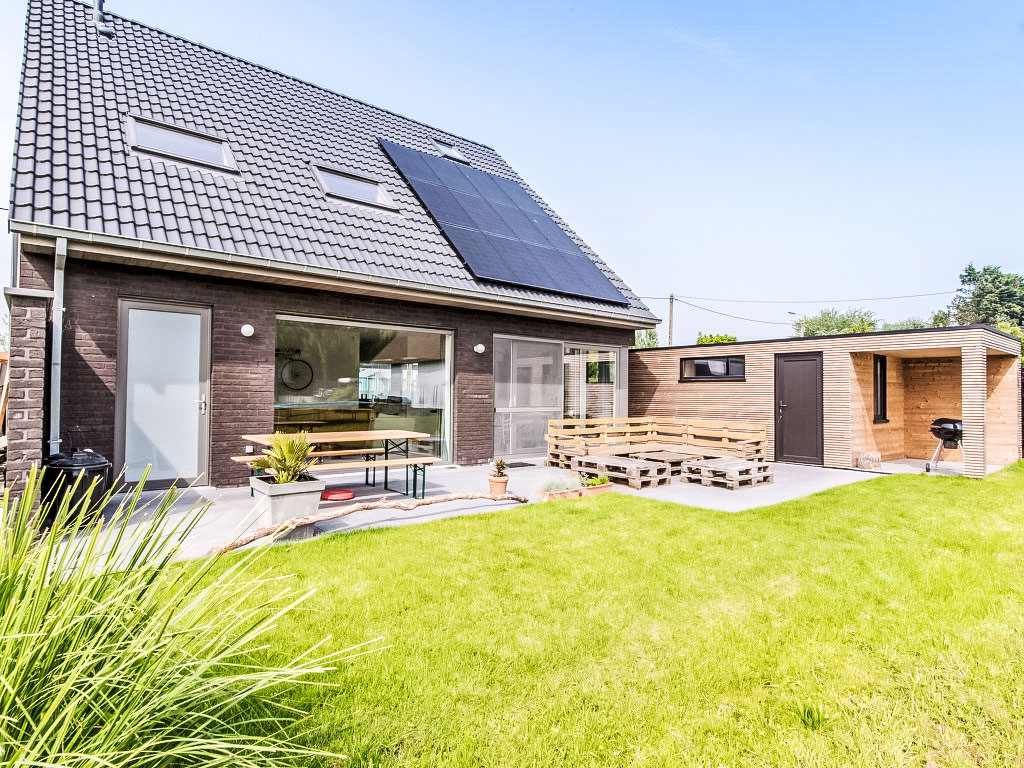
[564, 347, 617, 420]
[493, 337, 563, 456]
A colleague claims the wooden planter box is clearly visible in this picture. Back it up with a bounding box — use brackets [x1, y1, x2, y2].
[580, 482, 615, 496]
[539, 488, 582, 502]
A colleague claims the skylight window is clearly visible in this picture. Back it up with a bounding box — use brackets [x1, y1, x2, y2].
[129, 117, 235, 170]
[433, 139, 468, 163]
[314, 165, 397, 210]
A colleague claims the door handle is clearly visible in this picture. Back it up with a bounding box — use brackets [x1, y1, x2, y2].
[196, 393, 208, 415]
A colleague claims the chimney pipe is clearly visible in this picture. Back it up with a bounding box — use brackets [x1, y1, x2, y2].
[93, 0, 115, 37]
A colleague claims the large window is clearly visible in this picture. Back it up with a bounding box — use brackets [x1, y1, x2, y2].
[275, 317, 450, 459]
[680, 355, 745, 382]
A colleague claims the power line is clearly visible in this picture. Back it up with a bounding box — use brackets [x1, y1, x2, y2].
[672, 297, 792, 325]
[638, 289, 955, 304]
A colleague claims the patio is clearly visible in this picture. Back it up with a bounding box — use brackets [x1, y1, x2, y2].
[116, 458, 888, 560]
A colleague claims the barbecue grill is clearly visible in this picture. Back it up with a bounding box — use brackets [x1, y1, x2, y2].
[925, 417, 962, 472]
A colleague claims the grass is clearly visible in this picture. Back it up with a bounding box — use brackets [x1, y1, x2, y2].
[238, 464, 1024, 766]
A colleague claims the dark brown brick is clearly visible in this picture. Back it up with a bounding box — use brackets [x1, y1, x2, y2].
[24, 253, 631, 487]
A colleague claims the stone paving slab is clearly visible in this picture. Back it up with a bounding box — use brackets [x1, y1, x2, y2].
[105, 459, 889, 560]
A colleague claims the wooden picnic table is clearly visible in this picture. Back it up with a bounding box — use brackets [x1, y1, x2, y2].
[242, 430, 432, 493]
[243, 429, 430, 446]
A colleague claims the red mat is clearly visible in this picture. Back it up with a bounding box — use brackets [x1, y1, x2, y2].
[321, 489, 355, 502]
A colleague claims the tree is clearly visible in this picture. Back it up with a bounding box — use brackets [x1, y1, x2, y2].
[793, 307, 878, 337]
[949, 264, 1024, 326]
[881, 317, 930, 331]
[696, 331, 738, 344]
[881, 313, 949, 331]
[995, 321, 1024, 359]
[633, 328, 659, 348]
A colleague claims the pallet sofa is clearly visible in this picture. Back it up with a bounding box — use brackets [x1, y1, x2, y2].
[545, 417, 771, 490]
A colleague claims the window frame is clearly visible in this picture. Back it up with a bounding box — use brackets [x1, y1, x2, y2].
[679, 355, 746, 382]
[872, 354, 888, 423]
[127, 116, 237, 172]
[433, 139, 469, 163]
[311, 163, 400, 211]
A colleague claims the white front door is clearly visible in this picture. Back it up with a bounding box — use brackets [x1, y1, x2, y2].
[117, 300, 211, 486]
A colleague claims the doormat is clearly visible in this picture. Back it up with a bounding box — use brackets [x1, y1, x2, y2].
[505, 462, 534, 468]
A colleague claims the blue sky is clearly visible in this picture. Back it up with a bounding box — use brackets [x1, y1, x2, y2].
[2, 0, 1022, 342]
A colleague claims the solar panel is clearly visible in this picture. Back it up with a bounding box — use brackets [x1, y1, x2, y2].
[380, 140, 629, 305]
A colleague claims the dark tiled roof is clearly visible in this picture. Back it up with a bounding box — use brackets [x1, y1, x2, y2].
[8, 0, 656, 324]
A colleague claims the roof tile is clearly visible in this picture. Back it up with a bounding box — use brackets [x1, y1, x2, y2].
[8, 0, 654, 323]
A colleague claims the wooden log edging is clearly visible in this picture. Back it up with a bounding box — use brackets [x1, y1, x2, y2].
[209, 492, 530, 555]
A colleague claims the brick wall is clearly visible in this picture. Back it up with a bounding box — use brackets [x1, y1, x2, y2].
[22, 253, 631, 487]
[4, 289, 52, 489]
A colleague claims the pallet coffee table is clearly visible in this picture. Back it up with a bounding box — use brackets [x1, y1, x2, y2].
[680, 458, 773, 490]
[628, 450, 702, 477]
[571, 455, 671, 489]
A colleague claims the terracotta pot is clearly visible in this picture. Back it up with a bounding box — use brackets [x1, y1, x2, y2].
[538, 488, 582, 502]
[580, 482, 615, 496]
[488, 474, 509, 495]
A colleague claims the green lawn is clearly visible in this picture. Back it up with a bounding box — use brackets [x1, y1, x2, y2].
[248, 464, 1024, 766]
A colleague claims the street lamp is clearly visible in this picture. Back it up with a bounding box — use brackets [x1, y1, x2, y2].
[788, 312, 806, 337]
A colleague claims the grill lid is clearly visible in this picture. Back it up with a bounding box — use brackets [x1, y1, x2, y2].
[929, 417, 963, 443]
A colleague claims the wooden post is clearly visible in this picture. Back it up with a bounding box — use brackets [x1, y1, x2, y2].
[668, 293, 674, 346]
[960, 345, 987, 478]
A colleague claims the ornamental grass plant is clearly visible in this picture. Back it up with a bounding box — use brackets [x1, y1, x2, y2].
[0, 466, 360, 768]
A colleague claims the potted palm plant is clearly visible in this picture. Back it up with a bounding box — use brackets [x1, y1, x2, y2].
[579, 473, 614, 496]
[249, 432, 325, 526]
[489, 458, 509, 496]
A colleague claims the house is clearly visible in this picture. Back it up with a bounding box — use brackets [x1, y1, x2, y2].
[5, 0, 656, 488]
[629, 326, 1023, 477]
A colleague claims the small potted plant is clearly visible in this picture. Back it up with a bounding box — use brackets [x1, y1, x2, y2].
[538, 474, 582, 502]
[489, 457, 510, 496]
[579, 473, 614, 496]
[250, 432, 326, 526]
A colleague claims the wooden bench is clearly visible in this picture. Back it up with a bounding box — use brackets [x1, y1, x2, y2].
[570, 455, 671, 489]
[679, 458, 773, 490]
[546, 418, 767, 469]
[308, 456, 440, 498]
[230, 447, 384, 465]
[236, 455, 439, 498]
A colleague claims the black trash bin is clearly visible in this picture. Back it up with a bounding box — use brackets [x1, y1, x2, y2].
[42, 449, 112, 523]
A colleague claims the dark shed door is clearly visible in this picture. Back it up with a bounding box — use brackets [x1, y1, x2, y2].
[774, 352, 824, 465]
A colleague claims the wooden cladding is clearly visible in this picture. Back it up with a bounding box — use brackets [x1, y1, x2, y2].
[629, 326, 1022, 478]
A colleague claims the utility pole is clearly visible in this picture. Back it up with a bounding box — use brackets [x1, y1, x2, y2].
[668, 293, 674, 346]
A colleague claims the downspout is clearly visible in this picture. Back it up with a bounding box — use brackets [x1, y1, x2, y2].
[48, 237, 68, 457]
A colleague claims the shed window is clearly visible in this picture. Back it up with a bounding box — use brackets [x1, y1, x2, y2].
[680, 355, 745, 382]
[130, 117, 234, 169]
[873, 354, 888, 423]
[314, 166, 397, 209]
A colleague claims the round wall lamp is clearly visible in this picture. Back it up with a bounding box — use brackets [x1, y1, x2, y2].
[473, 343, 486, 354]
[240, 323, 255, 337]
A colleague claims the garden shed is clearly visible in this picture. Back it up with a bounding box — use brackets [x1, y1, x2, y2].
[629, 325, 1022, 478]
